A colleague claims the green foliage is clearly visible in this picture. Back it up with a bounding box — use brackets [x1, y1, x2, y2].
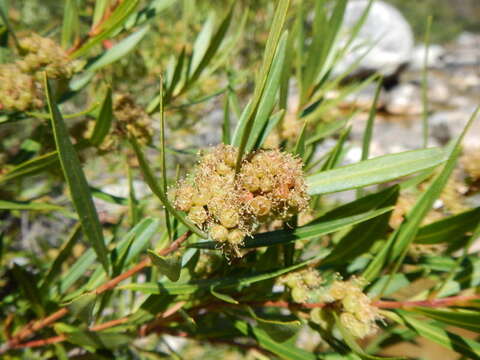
[0, 1, 479, 359]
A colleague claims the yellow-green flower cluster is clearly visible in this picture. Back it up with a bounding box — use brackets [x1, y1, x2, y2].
[85, 94, 153, 151]
[17, 33, 74, 79]
[279, 268, 323, 303]
[312, 277, 381, 339]
[0, 33, 74, 112]
[170, 145, 310, 256]
[113, 94, 153, 144]
[0, 64, 43, 111]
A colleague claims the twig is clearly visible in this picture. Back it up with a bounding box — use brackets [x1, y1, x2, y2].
[2, 231, 191, 353]
[8, 292, 480, 351]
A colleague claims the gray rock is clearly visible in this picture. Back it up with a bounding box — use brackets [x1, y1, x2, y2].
[335, 0, 414, 77]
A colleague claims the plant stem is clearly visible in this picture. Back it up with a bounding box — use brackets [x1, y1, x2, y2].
[2, 231, 191, 353]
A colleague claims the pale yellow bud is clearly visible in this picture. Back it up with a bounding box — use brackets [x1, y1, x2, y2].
[210, 224, 229, 242]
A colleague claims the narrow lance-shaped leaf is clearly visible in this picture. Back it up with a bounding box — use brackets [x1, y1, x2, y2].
[44, 75, 110, 272]
[71, 0, 140, 58]
[357, 77, 382, 197]
[306, 148, 446, 196]
[245, 31, 289, 153]
[89, 88, 112, 146]
[86, 25, 150, 73]
[396, 310, 480, 359]
[41, 223, 82, 291]
[62, 0, 80, 48]
[364, 107, 479, 286]
[148, 250, 181, 282]
[234, 0, 290, 171]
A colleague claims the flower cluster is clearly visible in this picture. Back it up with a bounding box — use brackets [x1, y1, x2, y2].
[279, 268, 323, 303]
[312, 277, 381, 339]
[0, 64, 44, 111]
[170, 145, 310, 256]
[17, 34, 74, 79]
[85, 94, 153, 151]
[0, 33, 74, 112]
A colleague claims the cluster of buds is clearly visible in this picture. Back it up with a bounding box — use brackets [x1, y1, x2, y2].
[170, 145, 310, 256]
[312, 277, 381, 339]
[0, 33, 74, 112]
[17, 33, 74, 79]
[85, 94, 153, 151]
[0, 64, 44, 111]
[279, 268, 323, 303]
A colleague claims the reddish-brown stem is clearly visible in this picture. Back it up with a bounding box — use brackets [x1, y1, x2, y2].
[3, 231, 191, 353]
[8, 292, 480, 351]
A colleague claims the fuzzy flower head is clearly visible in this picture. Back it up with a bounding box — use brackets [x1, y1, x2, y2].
[170, 145, 310, 256]
[312, 277, 382, 339]
[279, 268, 323, 303]
[84, 94, 153, 151]
[0, 64, 43, 112]
[17, 33, 74, 79]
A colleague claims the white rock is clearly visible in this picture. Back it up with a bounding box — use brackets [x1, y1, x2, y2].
[410, 44, 446, 70]
[385, 83, 422, 115]
[335, 0, 414, 77]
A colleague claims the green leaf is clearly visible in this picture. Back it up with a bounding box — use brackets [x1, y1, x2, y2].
[63, 218, 160, 297]
[148, 250, 181, 282]
[190, 13, 214, 74]
[210, 285, 238, 304]
[414, 207, 480, 244]
[360, 81, 381, 162]
[222, 90, 231, 144]
[45, 75, 109, 273]
[0, 150, 59, 185]
[396, 310, 480, 359]
[64, 329, 133, 349]
[293, 120, 308, 158]
[12, 264, 45, 317]
[192, 205, 392, 250]
[234, 0, 290, 171]
[89, 88, 113, 146]
[182, 6, 233, 92]
[320, 126, 351, 171]
[245, 31, 288, 153]
[129, 136, 207, 238]
[41, 223, 82, 291]
[86, 25, 150, 72]
[121, 254, 325, 295]
[92, 0, 109, 26]
[306, 148, 446, 195]
[323, 186, 399, 265]
[234, 320, 316, 360]
[391, 107, 479, 259]
[71, 0, 140, 58]
[0, 200, 73, 217]
[63, 293, 96, 321]
[412, 307, 480, 333]
[256, 110, 285, 150]
[61, 0, 80, 48]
